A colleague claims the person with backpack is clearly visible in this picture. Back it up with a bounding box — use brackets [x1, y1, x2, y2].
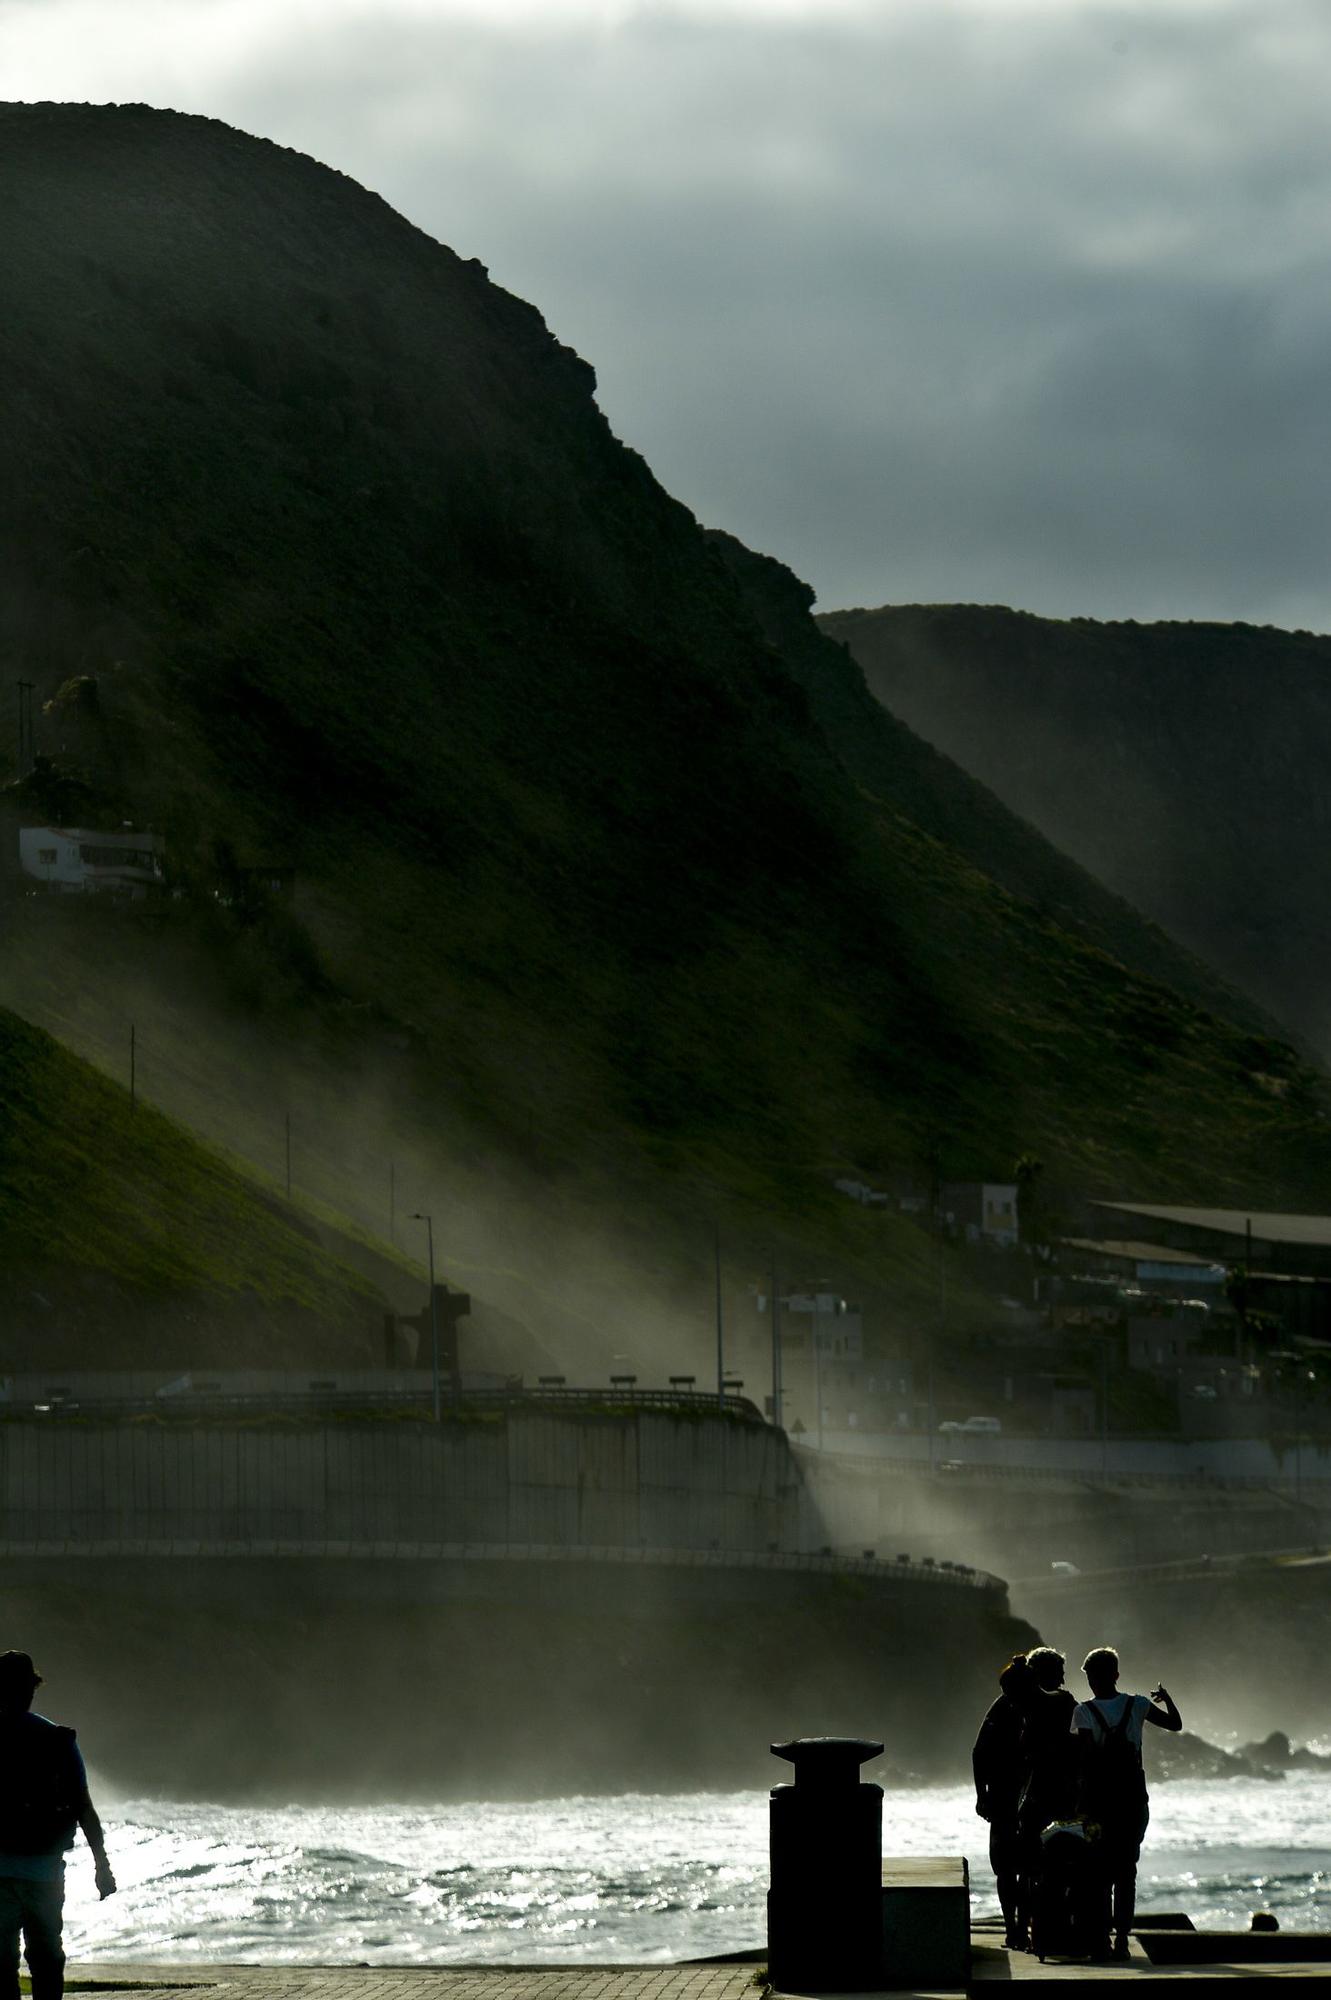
[0, 1651, 116, 2000]
[1074, 1645, 1182, 1960]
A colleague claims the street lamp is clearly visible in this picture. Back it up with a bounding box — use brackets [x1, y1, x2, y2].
[411, 1211, 441, 1422]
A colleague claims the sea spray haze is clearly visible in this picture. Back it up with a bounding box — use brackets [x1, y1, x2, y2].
[3, 102, 1331, 1358]
[0, 1004, 393, 1361]
[0, 1551, 1036, 1799]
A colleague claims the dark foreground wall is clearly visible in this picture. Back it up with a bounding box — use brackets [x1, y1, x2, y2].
[0, 1551, 1036, 1800]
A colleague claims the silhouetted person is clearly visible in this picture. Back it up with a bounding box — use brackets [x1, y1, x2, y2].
[973, 1653, 1034, 1949]
[1074, 1645, 1181, 1960]
[0, 1652, 115, 2000]
[1017, 1646, 1078, 1844]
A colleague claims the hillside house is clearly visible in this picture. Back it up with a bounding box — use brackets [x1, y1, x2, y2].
[19, 825, 164, 897]
[784, 1290, 864, 1361]
[940, 1181, 1019, 1247]
[1127, 1301, 1220, 1375]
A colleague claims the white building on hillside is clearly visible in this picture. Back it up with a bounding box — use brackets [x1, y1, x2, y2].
[19, 825, 164, 897]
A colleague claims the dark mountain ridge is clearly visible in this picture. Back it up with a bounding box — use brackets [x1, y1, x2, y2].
[2, 103, 1329, 1356]
[819, 603, 1331, 1060]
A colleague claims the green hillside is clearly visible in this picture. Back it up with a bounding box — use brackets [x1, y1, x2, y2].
[819, 602, 1331, 1062]
[0, 1007, 389, 1364]
[2, 102, 1329, 1359]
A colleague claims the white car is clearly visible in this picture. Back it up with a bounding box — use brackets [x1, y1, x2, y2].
[1050, 1560, 1081, 1577]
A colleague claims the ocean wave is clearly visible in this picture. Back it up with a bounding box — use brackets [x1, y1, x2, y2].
[62, 1778, 1331, 1964]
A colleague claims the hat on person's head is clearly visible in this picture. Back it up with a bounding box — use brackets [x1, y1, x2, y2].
[0, 1651, 42, 1694]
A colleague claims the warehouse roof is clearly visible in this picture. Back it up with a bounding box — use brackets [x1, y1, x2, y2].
[1093, 1202, 1331, 1249]
[1061, 1236, 1224, 1268]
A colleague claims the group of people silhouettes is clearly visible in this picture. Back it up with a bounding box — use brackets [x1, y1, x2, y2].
[0, 1632, 1183, 1987]
[973, 1643, 1182, 1961]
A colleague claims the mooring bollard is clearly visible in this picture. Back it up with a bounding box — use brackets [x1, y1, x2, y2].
[768, 1736, 884, 1993]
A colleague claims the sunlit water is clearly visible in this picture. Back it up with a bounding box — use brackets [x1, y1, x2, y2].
[66, 1778, 1331, 1964]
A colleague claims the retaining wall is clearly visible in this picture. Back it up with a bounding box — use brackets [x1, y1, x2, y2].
[0, 1408, 803, 1550]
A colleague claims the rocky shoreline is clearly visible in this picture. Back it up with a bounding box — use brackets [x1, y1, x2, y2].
[1151, 1727, 1331, 1783]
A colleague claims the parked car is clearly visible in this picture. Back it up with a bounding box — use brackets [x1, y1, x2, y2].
[960, 1415, 1002, 1435]
[1050, 1559, 1081, 1577]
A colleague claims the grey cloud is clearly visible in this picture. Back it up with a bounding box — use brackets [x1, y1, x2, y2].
[55, 0, 1331, 622]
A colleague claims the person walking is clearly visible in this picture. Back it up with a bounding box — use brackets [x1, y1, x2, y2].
[972, 1653, 1034, 1950]
[1074, 1645, 1182, 1960]
[0, 1651, 116, 2000]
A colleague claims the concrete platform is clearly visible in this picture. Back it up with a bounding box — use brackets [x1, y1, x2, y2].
[771, 1926, 1331, 1990]
[971, 1935, 1331, 1982]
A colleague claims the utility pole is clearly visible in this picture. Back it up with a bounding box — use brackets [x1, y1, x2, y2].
[129, 1023, 136, 1110]
[930, 1146, 945, 1471]
[1295, 1364, 1306, 1509]
[1100, 1339, 1109, 1481]
[389, 1160, 396, 1249]
[284, 1111, 292, 1199]
[15, 681, 35, 778]
[714, 1223, 725, 1411]
[770, 1252, 784, 1431]
[412, 1212, 441, 1422]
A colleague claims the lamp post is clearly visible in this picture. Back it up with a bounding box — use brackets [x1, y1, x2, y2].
[814, 1309, 824, 1453]
[411, 1211, 441, 1422]
[769, 1253, 784, 1431]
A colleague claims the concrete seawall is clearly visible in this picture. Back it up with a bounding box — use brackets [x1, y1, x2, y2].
[0, 1407, 802, 1550]
[0, 1409, 1033, 1796]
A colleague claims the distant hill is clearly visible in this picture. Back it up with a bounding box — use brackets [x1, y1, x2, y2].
[820, 603, 1331, 1061]
[2, 103, 1329, 1365]
[0, 1006, 388, 1364]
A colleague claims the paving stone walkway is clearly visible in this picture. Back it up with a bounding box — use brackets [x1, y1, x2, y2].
[69, 1945, 1331, 1994]
[67, 1963, 762, 2000]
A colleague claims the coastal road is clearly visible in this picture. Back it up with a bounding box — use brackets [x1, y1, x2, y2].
[1012, 1541, 1327, 1602]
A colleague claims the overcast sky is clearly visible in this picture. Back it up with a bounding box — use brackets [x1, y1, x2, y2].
[5, 0, 1330, 625]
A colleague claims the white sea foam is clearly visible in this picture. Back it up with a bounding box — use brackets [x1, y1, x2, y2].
[64, 1776, 1331, 1965]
